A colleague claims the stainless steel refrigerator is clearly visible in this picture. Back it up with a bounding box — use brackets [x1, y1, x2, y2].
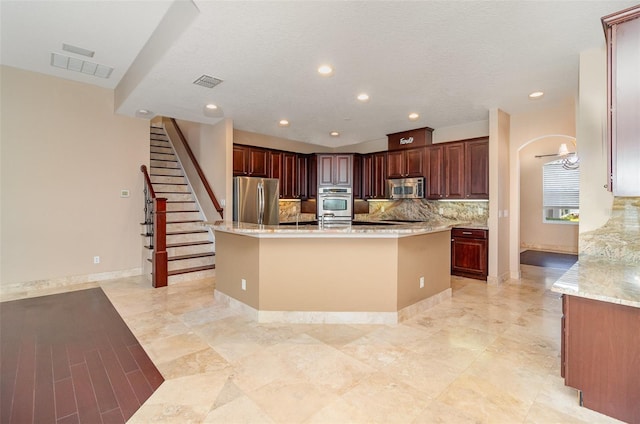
[233, 177, 280, 225]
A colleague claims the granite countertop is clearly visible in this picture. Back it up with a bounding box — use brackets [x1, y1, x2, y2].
[207, 220, 454, 239]
[551, 257, 640, 309]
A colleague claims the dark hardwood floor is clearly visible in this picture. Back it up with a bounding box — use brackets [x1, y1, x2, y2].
[520, 249, 578, 270]
[0, 288, 163, 424]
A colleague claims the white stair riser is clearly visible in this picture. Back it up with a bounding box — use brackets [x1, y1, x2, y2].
[167, 244, 213, 257]
[168, 268, 215, 285]
[150, 140, 169, 147]
[157, 193, 193, 202]
[151, 175, 186, 185]
[150, 167, 183, 176]
[151, 153, 177, 161]
[168, 256, 215, 271]
[166, 202, 197, 211]
[166, 222, 206, 232]
[166, 232, 210, 244]
[151, 147, 173, 154]
[167, 211, 202, 221]
[150, 160, 180, 169]
[154, 184, 190, 193]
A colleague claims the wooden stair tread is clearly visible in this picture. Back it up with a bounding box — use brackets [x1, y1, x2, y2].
[146, 252, 215, 263]
[166, 220, 204, 224]
[166, 210, 200, 213]
[167, 264, 215, 276]
[166, 200, 195, 203]
[144, 240, 213, 249]
[167, 229, 208, 235]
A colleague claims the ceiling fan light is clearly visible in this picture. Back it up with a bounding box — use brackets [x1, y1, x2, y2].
[558, 143, 569, 156]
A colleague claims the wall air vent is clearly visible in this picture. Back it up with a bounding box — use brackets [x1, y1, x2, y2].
[193, 74, 223, 88]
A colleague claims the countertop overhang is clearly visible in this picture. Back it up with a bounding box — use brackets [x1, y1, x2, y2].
[208, 220, 458, 239]
[551, 257, 640, 308]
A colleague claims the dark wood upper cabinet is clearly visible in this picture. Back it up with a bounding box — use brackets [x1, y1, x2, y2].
[269, 151, 282, 180]
[281, 152, 297, 199]
[317, 154, 352, 187]
[386, 147, 425, 179]
[362, 152, 387, 199]
[425, 145, 444, 199]
[296, 154, 309, 199]
[465, 138, 489, 199]
[352, 154, 362, 199]
[443, 142, 465, 199]
[603, 6, 640, 196]
[233, 145, 269, 177]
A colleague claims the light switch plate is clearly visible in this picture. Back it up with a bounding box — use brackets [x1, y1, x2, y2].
[120, 189, 130, 198]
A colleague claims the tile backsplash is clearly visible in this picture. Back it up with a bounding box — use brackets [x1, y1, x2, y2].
[579, 197, 640, 263]
[279, 198, 488, 226]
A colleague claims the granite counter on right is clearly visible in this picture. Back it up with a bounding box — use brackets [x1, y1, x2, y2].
[551, 257, 640, 424]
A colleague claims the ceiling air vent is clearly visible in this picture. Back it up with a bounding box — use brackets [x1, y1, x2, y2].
[193, 74, 223, 88]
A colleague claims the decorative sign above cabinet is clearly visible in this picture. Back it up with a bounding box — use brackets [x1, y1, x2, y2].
[387, 127, 434, 151]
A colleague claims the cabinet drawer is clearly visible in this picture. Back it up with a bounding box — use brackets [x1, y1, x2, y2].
[452, 228, 487, 239]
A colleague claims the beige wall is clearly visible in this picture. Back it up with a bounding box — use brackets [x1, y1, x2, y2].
[234, 129, 331, 154]
[519, 137, 579, 253]
[578, 47, 613, 234]
[0, 66, 149, 287]
[168, 118, 232, 222]
[510, 98, 579, 260]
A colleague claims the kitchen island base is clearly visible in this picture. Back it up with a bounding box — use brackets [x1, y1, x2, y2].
[213, 227, 452, 324]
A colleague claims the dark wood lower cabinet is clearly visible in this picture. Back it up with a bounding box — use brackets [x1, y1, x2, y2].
[450, 228, 488, 280]
[561, 294, 640, 424]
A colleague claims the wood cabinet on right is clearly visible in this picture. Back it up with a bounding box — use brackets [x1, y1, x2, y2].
[450, 228, 488, 280]
[427, 138, 488, 200]
[603, 6, 640, 196]
[561, 294, 640, 423]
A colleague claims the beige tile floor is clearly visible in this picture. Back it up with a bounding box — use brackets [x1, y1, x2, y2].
[2, 265, 623, 423]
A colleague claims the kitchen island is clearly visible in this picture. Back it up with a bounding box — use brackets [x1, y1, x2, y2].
[552, 258, 640, 423]
[209, 221, 453, 324]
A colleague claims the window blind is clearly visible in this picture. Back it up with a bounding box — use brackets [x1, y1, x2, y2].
[543, 160, 580, 208]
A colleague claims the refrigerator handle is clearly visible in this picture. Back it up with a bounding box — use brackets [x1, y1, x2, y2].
[258, 181, 264, 224]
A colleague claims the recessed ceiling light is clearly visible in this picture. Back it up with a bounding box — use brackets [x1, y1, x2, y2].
[278, 119, 290, 127]
[529, 91, 544, 99]
[330, 131, 340, 137]
[408, 112, 420, 121]
[357, 93, 370, 102]
[136, 109, 153, 118]
[205, 103, 218, 110]
[318, 65, 333, 76]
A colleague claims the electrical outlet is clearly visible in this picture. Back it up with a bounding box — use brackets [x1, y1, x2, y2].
[220, 199, 226, 207]
[477, 207, 483, 215]
[419, 276, 425, 288]
[241, 278, 247, 291]
[439, 208, 444, 215]
[93, 256, 100, 264]
[381, 206, 385, 213]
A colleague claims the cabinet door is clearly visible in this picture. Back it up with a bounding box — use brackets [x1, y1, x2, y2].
[465, 139, 489, 199]
[269, 151, 282, 180]
[405, 147, 425, 177]
[605, 10, 640, 196]
[233, 145, 249, 176]
[335, 155, 352, 186]
[353, 154, 362, 199]
[317, 155, 334, 186]
[248, 148, 269, 177]
[308, 155, 318, 198]
[386, 150, 404, 178]
[444, 143, 465, 199]
[426, 145, 444, 199]
[451, 235, 487, 279]
[372, 152, 387, 198]
[362, 154, 374, 199]
[281, 152, 297, 199]
[296, 154, 308, 199]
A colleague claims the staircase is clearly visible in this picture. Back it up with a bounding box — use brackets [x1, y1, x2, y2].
[143, 125, 215, 284]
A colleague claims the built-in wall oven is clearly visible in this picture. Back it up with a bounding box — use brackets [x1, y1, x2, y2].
[317, 186, 352, 225]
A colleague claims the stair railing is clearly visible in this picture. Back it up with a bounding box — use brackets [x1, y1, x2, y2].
[167, 118, 224, 219]
[140, 165, 168, 288]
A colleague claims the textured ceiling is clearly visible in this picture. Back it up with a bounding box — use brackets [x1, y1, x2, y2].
[1, 0, 636, 148]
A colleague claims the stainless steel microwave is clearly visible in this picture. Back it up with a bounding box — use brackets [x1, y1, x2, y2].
[387, 177, 424, 199]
